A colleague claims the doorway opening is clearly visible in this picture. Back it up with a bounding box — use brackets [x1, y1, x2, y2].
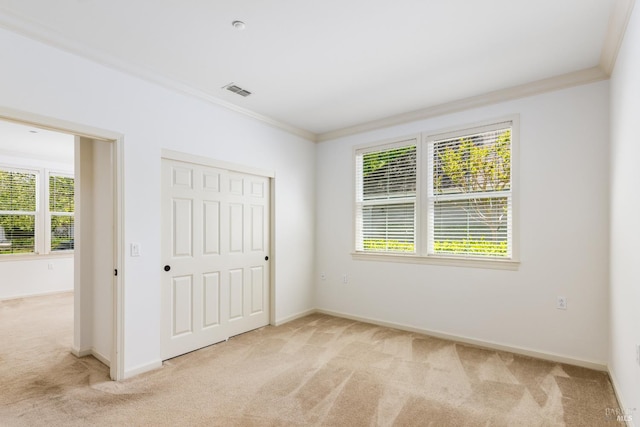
[0, 110, 123, 380]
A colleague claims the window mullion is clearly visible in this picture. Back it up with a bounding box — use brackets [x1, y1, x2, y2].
[37, 169, 45, 255]
[0, 210, 36, 215]
[431, 190, 511, 202]
[416, 140, 426, 256]
[360, 197, 416, 207]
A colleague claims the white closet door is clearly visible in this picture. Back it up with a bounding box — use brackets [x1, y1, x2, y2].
[161, 158, 270, 360]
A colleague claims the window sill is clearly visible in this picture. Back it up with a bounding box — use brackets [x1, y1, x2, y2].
[0, 252, 74, 262]
[351, 252, 520, 270]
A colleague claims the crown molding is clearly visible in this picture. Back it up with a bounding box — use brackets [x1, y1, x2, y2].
[0, 8, 317, 142]
[317, 66, 608, 142]
[600, 0, 636, 75]
[0, 5, 624, 145]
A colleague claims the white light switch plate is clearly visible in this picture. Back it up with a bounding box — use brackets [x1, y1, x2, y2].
[131, 243, 141, 257]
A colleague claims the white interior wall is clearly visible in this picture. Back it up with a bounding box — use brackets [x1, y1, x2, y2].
[316, 81, 610, 367]
[0, 27, 316, 376]
[609, 2, 640, 418]
[74, 137, 114, 364]
[74, 137, 93, 354]
[0, 154, 74, 300]
[0, 256, 73, 299]
[90, 139, 114, 364]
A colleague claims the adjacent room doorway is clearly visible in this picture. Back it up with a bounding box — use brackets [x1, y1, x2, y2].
[0, 109, 124, 380]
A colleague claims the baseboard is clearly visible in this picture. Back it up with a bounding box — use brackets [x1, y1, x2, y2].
[608, 367, 636, 427]
[70, 346, 92, 358]
[70, 346, 111, 367]
[124, 359, 163, 379]
[91, 349, 111, 367]
[274, 308, 317, 326]
[316, 308, 608, 371]
[0, 289, 73, 301]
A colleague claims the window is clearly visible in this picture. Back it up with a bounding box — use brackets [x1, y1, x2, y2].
[427, 124, 512, 258]
[0, 167, 74, 256]
[49, 174, 75, 251]
[355, 140, 417, 253]
[0, 169, 37, 254]
[354, 118, 517, 266]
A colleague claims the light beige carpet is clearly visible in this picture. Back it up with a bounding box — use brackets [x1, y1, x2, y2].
[0, 293, 622, 426]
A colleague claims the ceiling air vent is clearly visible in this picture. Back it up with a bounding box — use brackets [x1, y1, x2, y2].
[223, 83, 252, 97]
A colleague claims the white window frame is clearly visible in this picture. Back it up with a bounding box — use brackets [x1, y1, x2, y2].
[0, 166, 40, 255]
[354, 137, 419, 253]
[0, 164, 74, 259]
[353, 116, 519, 270]
[46, 171, 75, 254]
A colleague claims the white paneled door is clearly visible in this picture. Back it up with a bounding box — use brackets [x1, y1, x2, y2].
[161, 158, 270, 360]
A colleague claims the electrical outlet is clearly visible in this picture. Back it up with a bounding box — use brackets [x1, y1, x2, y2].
[557, 296, 567, 310]
[47, 262, 54, 270]
[320, 272, 326, 281]
[342, 274, 348, 284]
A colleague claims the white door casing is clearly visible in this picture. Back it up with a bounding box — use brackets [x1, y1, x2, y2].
[0, 108, 124, 380]
[161, 158, 270, 360]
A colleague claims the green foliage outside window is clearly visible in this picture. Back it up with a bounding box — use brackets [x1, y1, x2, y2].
[49, 176, 74, 212]
[432, 239, 507, 256]
[432, 129, 511, 257]
[362, 146, 415, 177]
[51, 216, 74, 251]
[363, 239, 507, 255]
[363, 239, 414, 252]
[0, 170, 36, 211]
[49, 175, 75, 251]
[433, 130, 511, 194]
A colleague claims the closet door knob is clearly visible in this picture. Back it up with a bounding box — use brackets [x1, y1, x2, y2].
[164, 265, 171, 272]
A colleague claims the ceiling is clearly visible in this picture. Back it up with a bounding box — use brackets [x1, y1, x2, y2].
[0, 0, 628, 140]
[0, 120, 74, 164]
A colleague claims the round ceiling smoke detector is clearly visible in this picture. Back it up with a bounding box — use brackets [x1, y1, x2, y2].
[232, 20, 246, 30]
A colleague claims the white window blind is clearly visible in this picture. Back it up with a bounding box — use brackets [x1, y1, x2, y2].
[355, 142, 417, 253]
[353, 119, 517, 265]
[49, 174, 75, 252]
[0, 169, 37, 254]
[427, 125, 512, 258]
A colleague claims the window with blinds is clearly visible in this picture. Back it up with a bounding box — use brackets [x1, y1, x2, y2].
[0, 169, 37, 254]
[355, 141, 417, 253]
[427, 125, 512, 258]
[0, 167, 75, 256]
[49, 174, 75, 251]
[354, 119, 516, 264]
